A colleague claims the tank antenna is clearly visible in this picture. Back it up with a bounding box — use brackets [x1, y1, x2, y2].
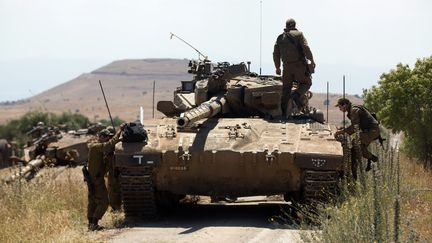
[326, 81, 329, 124]
[152, 80, 155, 118]
[343, 75, 346, 129]
[170, 32, 208, 60]
[259, 0, 263, 75]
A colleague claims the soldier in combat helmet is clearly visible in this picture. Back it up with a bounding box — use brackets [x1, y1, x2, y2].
[86, 123, 125, 231]
[273, 18, 315, 117]
[334, 98, 380, 179]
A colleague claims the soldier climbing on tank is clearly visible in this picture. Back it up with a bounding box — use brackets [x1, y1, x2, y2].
[104, 126, 122, 212]
[85, 123, 125, 231]
[334, 98, 380, 179]
[273, 18, 315, 117]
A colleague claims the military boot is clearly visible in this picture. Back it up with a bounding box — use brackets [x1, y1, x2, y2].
[291, 92, 304, 111]
[365, 155, 379, 172]
[88, 218, 104, 231]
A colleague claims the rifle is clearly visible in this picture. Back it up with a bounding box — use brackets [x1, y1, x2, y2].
[82, 165, 95, 195]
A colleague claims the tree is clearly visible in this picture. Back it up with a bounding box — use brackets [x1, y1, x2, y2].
[363, 56, 432, 166]
[0, 111, 90, 148]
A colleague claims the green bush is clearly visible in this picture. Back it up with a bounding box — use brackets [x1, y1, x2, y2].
[0, 111, 90, 147]
[363, 56, 432, 166]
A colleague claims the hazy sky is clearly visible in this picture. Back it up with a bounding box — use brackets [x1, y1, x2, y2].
[1, 0, 431, 102]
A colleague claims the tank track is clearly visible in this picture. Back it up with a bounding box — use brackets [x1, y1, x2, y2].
[303, 170, 339, 201]
[119, 166, 158, 218]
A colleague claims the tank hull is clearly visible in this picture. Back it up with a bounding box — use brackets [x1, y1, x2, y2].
[115, 118, 343, 216]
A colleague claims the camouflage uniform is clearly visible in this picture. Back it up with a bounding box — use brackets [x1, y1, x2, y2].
[87, 130, 121, 228]
[273, 19, 314, 115]
[341, 104, 380, 179]
[105, 151, 121, 211]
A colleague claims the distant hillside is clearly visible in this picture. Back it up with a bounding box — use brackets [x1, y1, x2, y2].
[0, 59, 192, 124]
[0, 58, 362, 124]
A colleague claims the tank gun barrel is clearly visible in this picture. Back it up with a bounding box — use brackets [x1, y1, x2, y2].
[5, 158, 45, 183]
[177, 96, 227, 128]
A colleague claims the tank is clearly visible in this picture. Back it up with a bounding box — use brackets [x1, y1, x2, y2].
[4, 128, 91, 183]
[114, 59, 345, 218]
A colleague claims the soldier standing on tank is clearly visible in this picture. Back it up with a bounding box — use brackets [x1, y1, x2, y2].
[86, 124, 124, 231]
[334, 98, 380, 179]
[104, 126, 122, 212]
[273, 18, 315, 117]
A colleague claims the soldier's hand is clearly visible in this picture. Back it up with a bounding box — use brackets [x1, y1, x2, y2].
[275, 68, 281, 75]
[119, 123, 126, 130]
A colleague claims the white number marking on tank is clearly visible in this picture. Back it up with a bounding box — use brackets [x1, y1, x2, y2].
[311, 158, 326, 167]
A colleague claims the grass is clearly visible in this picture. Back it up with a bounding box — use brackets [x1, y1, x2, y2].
[299, 137, 432, 242]
[0, 167, 120, 243]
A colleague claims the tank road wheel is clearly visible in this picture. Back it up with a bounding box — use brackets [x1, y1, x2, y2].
[119, 166, 158, 219]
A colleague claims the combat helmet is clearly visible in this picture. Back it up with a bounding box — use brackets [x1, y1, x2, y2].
[99, 128, 114, 137]
[285, 18, 296, 29]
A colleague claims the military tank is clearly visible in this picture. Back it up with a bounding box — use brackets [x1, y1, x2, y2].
[4, 128, 91, 183]
[114, 58, 345, 218]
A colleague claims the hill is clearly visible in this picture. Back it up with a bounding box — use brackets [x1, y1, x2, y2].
[0, 58, 362, 124]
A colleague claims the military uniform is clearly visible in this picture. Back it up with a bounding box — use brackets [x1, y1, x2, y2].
[273, 19, 315, 115]
[105, 151, 121, 211]
[338, 103, 380, 178]
[87, 130, 121, 229]
[344, 105, 380, 159]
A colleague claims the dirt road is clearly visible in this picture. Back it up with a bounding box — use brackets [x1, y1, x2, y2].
[108, 197, 307, 243]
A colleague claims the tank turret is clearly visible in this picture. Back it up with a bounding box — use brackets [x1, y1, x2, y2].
[158, 59, 322, 127]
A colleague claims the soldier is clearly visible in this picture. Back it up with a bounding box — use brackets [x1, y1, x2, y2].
[104, 126, 121, 212]
[334, 98, 380, 179]
[86, 124, 124, 231]
[273, 18, 315, 116]
[27, 121, 47, 140]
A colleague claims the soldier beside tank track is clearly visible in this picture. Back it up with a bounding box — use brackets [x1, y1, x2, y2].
[84, 123, 125, 231]
[273, 18, 316, 116]
[104, 126, 122, 212]
[334, 98, 380, 179]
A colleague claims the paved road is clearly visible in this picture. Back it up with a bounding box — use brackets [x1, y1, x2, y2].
[109, 197, 307, 243]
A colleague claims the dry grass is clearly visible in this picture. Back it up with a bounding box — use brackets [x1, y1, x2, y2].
[301, 140, 432, 242]
[0, 167, 121, 243]
[400, 155, 432, 241]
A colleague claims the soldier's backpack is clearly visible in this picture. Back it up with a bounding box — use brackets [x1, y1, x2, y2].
[122, 121, 148, 143]
[357, 105, 386, 147]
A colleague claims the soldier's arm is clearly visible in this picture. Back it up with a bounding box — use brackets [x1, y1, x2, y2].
[300, 33, 314, 64]
[344, 107, 360, 135]
[273, 37, 281, 69]
[92, 130, 122, 153]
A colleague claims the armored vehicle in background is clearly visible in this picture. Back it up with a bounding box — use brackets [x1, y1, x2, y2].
[114, 59, 344, 218]
[5, 128, 91, 183]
